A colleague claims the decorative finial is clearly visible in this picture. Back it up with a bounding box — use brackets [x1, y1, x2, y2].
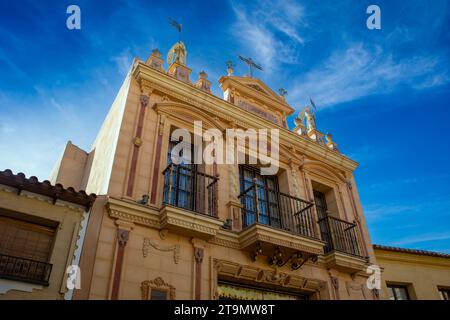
[325, 133, 339, 152]
[167, 41, 187, 66]
[305, 107, 317, 131]
[278, 88, 288, 99]
[226, 60, 234, 76]
[294, 111, 307, 136]
[151, 48, 161, 57]
[195, 71, 211, 93]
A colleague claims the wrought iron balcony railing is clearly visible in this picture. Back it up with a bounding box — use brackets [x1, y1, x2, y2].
[0, 253, 52, 286]
[238, 181, 319, 239]
[162, 163, 219, 217]
[317, 216, 364, 258]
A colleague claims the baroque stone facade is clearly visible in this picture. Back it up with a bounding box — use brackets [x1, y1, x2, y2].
[49, 40, 379, 300]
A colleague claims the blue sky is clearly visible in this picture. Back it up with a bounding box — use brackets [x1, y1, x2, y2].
[0, 0, 449, 253]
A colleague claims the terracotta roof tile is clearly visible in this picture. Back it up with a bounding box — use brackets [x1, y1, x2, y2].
[373, 244, 450, 259]
[0, 169, 96, 210]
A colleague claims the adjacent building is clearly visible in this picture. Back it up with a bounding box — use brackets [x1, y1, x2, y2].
[0, 169, 96, 299]
[374, 244, 450, 300]
[49, 40, 379, 300]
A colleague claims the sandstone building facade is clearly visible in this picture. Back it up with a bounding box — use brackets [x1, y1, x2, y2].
[49, 41, 379, 300]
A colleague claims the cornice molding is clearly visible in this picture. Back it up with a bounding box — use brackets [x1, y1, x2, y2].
[212, 258, 329, 299]
[132, 61, 358, 173]
[239, 224, 325, 255]
[219, 76, 294, 114]
[321, 251, 369, 273]
[153, 101, 226, 131]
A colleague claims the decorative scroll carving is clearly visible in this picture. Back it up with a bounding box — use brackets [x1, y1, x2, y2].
[142, 238, 180, 264]
[212, 259, 328, 299]
[117, 229, 129, 247]
[345, 281, 368, 300]
[256, 269, 292, 287]
[140, 94, 149, 107]
[330, 276, 340, 300]
[194, 247, 204, 263]
[141, 277, 175, 300]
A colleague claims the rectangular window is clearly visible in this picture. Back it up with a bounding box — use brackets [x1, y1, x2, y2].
[239, 165, 281, 228]
[165, 140, 197, 211]
[163, 138, 218, 216]
[438, 287, 450, 300]
[387, 284, 410, 300]
[0, 215, 56, 285]
[0, 216, 55, 262]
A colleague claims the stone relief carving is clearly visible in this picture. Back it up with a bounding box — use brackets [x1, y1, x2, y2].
[117, 229, 130, 247]
[140, 94, 149, 107]
[194, 247, 204, 263]
[142, 238, 180, 264]
[212, 259, 328, 299]
[330, 275, 340, 300]
[345, 281, 368, 300]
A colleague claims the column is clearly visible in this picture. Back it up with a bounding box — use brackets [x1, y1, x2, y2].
[110, 220, 134, 300]
[126, 91, 152, 197]
[191, 239, 206, 300]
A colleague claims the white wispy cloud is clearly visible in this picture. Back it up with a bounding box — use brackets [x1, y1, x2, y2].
[289, 43, 449, 108]
[364, 203, 420, 222]
[392, 231, 450, 246]
[230, 0, 306, 71]
[111, 49, 133, 76]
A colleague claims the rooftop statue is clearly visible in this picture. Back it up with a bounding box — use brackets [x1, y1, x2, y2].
[167, 41, 187, 66]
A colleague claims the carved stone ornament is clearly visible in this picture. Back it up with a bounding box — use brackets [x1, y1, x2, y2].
[372, 288, 380, 300]
[212, 259, 327, 297]
[117, 229, 129, 247]
[194, 247, 204, 263]
[141, 277, 175, 300]
[133, 137, 142, 147]
[140, 94, 149, 107]
[331, 276, 339, 289]
[142, 238, 180, 264]
[346, 281, 368, 300]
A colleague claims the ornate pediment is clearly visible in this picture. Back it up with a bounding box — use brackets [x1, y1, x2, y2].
[219, 76, 294, 126]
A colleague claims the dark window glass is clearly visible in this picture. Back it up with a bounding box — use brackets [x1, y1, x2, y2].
[313, 191, 328, 219]
[438, 288, 450, 300]
[150, 289, 168, 300]
[387, 284, 410, 300]
[238, 165, 281, 228]
[165, 140, 196, 211]
[314, 191, 333, 252]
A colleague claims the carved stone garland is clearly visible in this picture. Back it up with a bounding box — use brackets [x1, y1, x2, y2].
[142, 238, 180, 264]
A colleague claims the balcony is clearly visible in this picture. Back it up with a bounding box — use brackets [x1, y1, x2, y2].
[160, 163, 223, 239]
[318, 216, 368, 272]
[237, 181, 325, 257]
[0, 254, 52, 286]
